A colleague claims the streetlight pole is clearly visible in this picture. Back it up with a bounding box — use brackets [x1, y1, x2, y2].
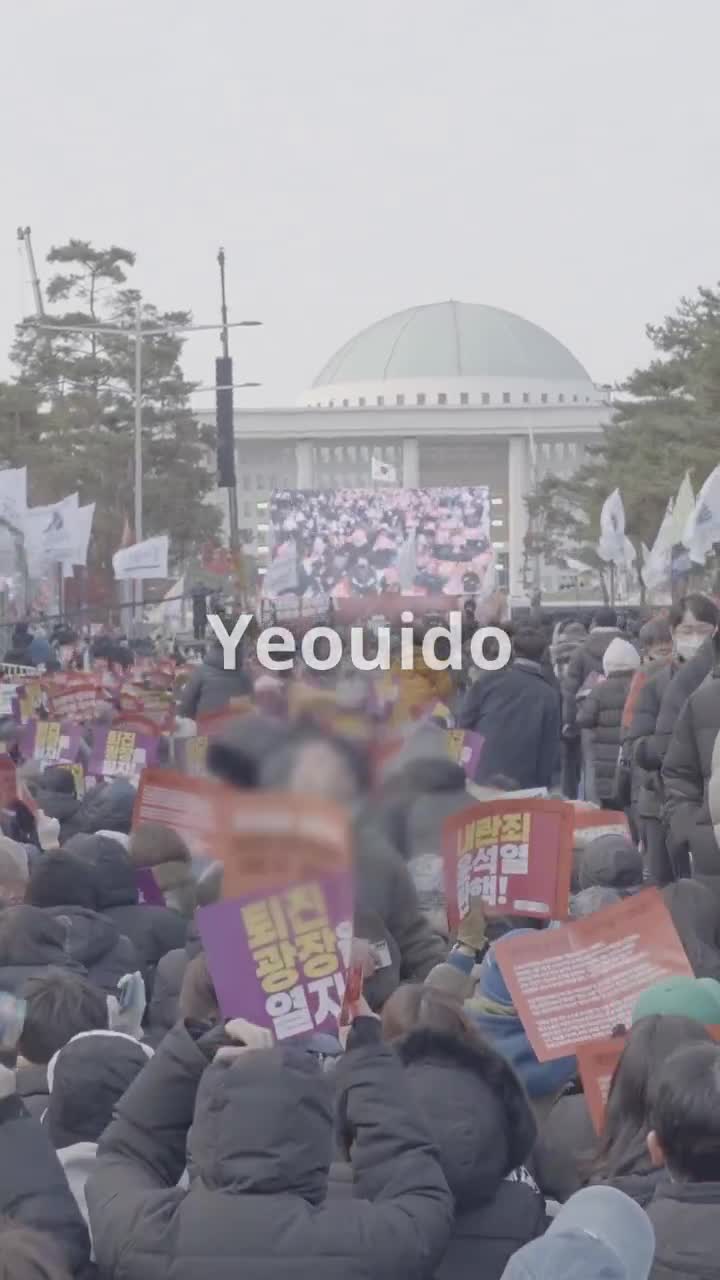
[217, 248, 239, 552]
[133, 299, 144, 617]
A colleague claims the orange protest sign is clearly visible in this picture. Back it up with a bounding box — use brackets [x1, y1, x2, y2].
[495, 889, 692, 1062]
[576, 1036, 626, 1133]
[132, 768, 225, 857]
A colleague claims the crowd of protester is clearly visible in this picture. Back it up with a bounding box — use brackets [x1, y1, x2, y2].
[1, 593, 720, 1278]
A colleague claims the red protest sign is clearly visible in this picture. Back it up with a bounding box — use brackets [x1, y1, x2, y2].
[132, 768, 225, 857]
[495, 889, 693, 1062]
[195, 702, 253, 735]
[576, 1036, 626, 1134]
[571, 807, 631, 841]
[442, 797, 574, 927]
[46, 680, 102, 722]
[112, 712, 164, 738]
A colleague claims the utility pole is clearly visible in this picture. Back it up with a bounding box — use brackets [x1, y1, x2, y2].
[16, 227, 45, 318]
[133, 298, 144, 617]
[216, 247, 239, 551]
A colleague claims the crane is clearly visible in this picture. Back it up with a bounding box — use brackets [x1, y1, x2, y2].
[16, 226, 45, 319]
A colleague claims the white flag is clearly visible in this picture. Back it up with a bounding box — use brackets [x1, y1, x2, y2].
[641, 498, 674, 590]
[113, 534, 169, 581]
[0, 468, 28, 533]
[23, 494, 80, 572]
[597, 489, 626, 564]
[666, 472, 695, 547]
[683, 464, 720, 565]
[397, 530, 417, 590]
[262, 548, 298, 597]
[371, 456, 397, 484]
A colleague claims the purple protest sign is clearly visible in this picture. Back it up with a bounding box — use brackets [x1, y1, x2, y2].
[197, 870, 354, 1042]
[446, 729, 484, 779]
[135, 868, 165, 906]
[20, 719, 83, 766]
[88, 727, 159, 781]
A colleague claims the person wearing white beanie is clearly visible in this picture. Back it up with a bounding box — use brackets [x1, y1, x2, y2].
[577, 637, 639, 807]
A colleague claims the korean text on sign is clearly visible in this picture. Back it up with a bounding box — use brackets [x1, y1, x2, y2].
[103, 730, 138, 777]
[241, 883, 349, 1041]
[456, 810, 531, 913]
[35, 721, 62, 762]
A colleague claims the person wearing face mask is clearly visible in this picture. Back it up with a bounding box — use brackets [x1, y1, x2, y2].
[635, 596, 719, 877]
[662, 600, 720, 892]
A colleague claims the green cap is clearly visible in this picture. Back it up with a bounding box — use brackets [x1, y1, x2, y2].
[632, 975, 720, 1026]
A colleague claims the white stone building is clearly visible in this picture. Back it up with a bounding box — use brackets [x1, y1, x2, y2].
[202, 300, 612, 602]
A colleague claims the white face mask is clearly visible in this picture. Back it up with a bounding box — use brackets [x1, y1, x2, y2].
[674, 634, 707, 662]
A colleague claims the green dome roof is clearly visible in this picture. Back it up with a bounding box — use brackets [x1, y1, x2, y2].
[313, 300, 591, 387]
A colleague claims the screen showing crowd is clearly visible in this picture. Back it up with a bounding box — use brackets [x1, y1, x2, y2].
[266, 485, 494, 602]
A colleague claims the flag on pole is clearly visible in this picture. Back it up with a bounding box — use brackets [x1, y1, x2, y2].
[597, 489, 626, 565]
[371, 456, 397, 485]
[396, 531, 417, 590]
[641, 497, 674, 590]
[113, 535, 169, 581]
[666, 472, 695, 548]
[683, 465, 720, 565]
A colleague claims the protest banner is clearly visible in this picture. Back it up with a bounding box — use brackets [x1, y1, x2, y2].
[495, 889, 693, 1062]
[195, 701, 253, 736]
[46, 681, 101, 723]
[15, 681, 43, 724]
[445, 729, 484, 778]
[89, 728, 159, 781]
[173, 734, 208, 776]
[20, 720, 83, 766]
[197, 791, 353, 1040]
[113, 534, 169, 581]
[132, 769, 224, 856]
[571, 806, 631, 843]
[442, 797, 574, 926]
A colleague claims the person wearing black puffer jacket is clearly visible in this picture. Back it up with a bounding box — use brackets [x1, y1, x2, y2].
[25, 852, 139, 994]
[63, 834, 187, 984]
[577, 638, 640, 805]
[86, 1012, 453, 1280]
[145, 919, 204, 1041]
[346, 983, 547, 1280]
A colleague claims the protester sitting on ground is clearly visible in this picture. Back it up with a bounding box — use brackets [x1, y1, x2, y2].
[45, 1031, 153, 1229]
[61, 778, 136, 841]
[533, 1016, 713, 1207]
[25, 851, 139, 993]
[457, 625, 561, 791]
[645, 1041, 720, 1278]
[0, 1066, 92, 1279]
[14, 970, 110, 1119]
[146, 918, 204, 1042]
[500, 1185, 655, 1280]
[64, 834, 188, 981]
[573, 832, 644, 897]
[34, 767, 81, 841]
[86, 1012, 454, 1280]
[368, 982, 545, 1280]
[127, 824, 197, 918]
[0, 906, 86, 997]
[0, 835, 30, 907]
[662, 624, 720, 893]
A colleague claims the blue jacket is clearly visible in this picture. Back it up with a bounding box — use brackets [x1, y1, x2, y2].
[469, 1008, 576, 1100]
[457, 660, 561, 788]
[28, 633, 54, 667]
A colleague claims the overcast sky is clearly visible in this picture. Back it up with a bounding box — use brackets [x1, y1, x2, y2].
[1, 0, 719, 409]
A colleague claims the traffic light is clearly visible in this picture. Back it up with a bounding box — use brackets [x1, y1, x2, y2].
[216, 355, 235, 488]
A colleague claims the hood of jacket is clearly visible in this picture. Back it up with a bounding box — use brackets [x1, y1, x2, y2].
[68, 779, 136, 837]
[64, 834, 138, 910]
[584, 628, 623, 662]
[207, 713, 288, 789]
[45, 904, 126, 968]
[0, 904, 77, 968]
[187, 1044, 333, 1201]
[390, 1029, 536, 1209]
[47, 1030, 152, 1147]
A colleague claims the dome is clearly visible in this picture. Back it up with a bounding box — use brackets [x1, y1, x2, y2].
[314, 300, 591, 386]
[303, 300, 598, 410]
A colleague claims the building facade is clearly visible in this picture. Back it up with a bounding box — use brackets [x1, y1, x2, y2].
[203, 300, 612, 602]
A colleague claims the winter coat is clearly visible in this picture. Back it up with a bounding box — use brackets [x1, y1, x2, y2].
[66, 834, 188, 979]
[663, 661, 720, 889]
[0, 904, 85, 995]
[661, 880, 720, 981]
[178, 645, 253, 720]
[44, 905, 138, 994]
[17, 1062, 51, 1120]
[146, 921, 203, 1039]
[646, 1179, 720, 1280]
[62, 779, 137, 840]
[551, 624, 587, 682]
[469, 1008, 576, 1108]
[561, 628, 624, 727]
[86, 1019, 453, 1280]
[653, 638, 715, 766]
[457, 660, 561, 790]
[388, 651, 454, 725]
[626, 662, 676, 819]
[576, 671, 635, 802]
[531, 1084, 596, 1203]
[349, 1028, 546, 1280]
[0, 1092, 92, 1277]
